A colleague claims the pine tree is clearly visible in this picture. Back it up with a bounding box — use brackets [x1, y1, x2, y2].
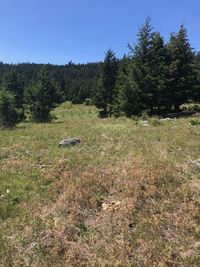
[166, 25, 196, 111]
[95, 49, 118, 116]
[3, 69, 25, 119]
[118, 17, 155, 116]
[147, 32, 168, 113]
[113, 56, 141, 116]
[0, 89, 21, 128]
[193, 52, 200, 102]
[25, 67, 59, 122]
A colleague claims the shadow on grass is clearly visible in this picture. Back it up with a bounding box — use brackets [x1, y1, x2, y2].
[163, 110, 200, 118]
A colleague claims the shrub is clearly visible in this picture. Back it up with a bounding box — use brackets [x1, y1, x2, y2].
[189, 119, 200, 126]
[85, 98, 94, 105]
[98, 109, 108, 118]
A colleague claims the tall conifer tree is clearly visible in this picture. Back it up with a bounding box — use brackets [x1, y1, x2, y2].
[166, 25, 196, 111]
[95, 49, 118, 116]
[25, 67, 60, 122]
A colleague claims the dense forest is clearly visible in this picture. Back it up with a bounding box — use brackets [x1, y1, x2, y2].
[0, 18, 200, 127]
[0, 61, 103, 125]
[0, 61, 103, 104]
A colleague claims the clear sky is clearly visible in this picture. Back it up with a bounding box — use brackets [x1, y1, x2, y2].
[0, 0, 199, 65]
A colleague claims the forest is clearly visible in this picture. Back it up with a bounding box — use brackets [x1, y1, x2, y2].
[0, 18, 200, 127]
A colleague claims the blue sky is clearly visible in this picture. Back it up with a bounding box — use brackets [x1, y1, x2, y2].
[0, 0, 199, 64]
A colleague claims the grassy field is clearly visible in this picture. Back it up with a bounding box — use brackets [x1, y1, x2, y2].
[0, 103, 200, 267]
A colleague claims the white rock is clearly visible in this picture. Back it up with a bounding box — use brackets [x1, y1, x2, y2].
[160, 118, 173, 121]
[58, 138, 81, 147]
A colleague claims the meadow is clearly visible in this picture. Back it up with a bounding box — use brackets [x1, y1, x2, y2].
[0, 103, 200, 266]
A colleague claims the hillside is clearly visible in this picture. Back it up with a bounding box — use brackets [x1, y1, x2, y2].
[0, 103, 200, 266]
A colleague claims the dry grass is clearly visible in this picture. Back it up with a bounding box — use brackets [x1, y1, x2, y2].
[0, 104, 200, 266]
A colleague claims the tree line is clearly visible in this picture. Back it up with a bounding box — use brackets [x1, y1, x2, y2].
[0, 62, 102, 127]
[95, 18, 200, 117]
[0, 18, 200, 127]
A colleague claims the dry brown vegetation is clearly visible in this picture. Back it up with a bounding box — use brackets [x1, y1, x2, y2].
[0, 103, 200, 266]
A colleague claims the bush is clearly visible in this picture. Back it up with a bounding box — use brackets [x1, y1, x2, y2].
[0, 89, 21, 128]
[98, 109, 108, 118]
[66, 101, 72, 109]
[85, 98, 94, 105]
[189, 119, 200, 126]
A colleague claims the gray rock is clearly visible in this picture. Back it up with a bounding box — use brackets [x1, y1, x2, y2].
[160, 118, 173, 121]
[58, 138, 81, 147]
[141, 120, 149, 127]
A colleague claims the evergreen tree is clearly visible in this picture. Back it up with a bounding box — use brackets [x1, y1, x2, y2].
[95, 49, 118, 116]
[25, 67, 59, 122]
[131, 17, 158, 113]
[193, 52, 200, 102]
[147, 32, 168, 113]
[112, 56, 141, 116]
[3, 69, 25, 119]
[0, 89, 21, 128]
[117, 18, 155, 116]
[118, 74, 141, 117]
[166, 25, 196, 111]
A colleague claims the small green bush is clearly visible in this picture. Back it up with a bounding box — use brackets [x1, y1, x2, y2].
[189, 118, 200, 126]
[98, 109, 108, 118]
[61, 101, 72, 109]
[85, 98, 94, 105]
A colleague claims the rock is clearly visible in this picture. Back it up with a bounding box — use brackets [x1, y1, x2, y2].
[37, 164, 51, 169]
[58, 138, 80, 147]
[160, 118, 173, 121]
[141, 120, 149, 127]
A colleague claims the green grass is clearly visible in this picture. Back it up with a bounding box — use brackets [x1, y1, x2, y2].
[0, 104, 200, 266]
